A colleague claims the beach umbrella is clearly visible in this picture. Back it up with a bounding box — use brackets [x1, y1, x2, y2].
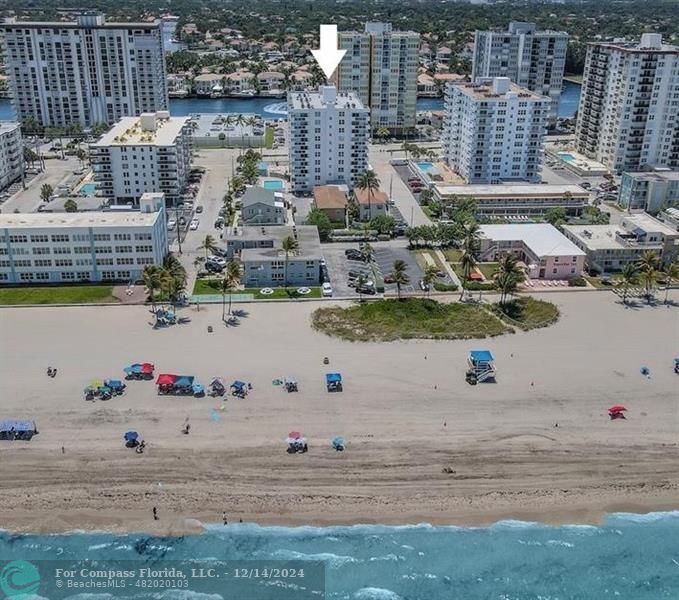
[608, 405, 627, 414]
[640, 366, 650, 376]
[332, 436, 345, 450]
[288, 431, 301, 439]
[124, 431, 138, 442]
[91, 379, 104, 389]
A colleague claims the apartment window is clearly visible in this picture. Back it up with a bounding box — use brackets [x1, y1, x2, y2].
[53, 247, 72, 254]
[34, 259, 52, 267]
[50, 234, 70, 242]
[20, 273, 34, 281]
[9, 235, 28, 243]
[101, 271, 115, 280]
[36, 272, 49, 281]
[61, 272, 75, 281]
[30, 234, 48, 243]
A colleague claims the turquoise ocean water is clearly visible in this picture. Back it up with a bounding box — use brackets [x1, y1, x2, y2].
[2, 512, 678, 599]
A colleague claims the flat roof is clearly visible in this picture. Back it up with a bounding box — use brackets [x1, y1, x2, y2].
[434, 183, 589, 197]
[480, 224, 585, 258]
[288, 90, 367, 111]
[234, 226, 322, 261]
[455, 81, 545, 102]
[622, 213, 678, 236]
[0, 210, 161, 229]
[0, 19, 160, 30]
[0, 121, 20, 134]
[92, 113, 188, 147]
[625, 170, 679, 183]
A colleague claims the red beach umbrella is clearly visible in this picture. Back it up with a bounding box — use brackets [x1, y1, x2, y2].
[608, 405, 627, 414]
[288, 431, 302, 439]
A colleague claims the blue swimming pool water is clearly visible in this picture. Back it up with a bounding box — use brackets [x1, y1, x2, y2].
[262, 179, 284, 190]
[558, 152, 576, 163]
[415, 162, 435, 172]
[80, 182, 97, 195]
[2, 512, 679, 599]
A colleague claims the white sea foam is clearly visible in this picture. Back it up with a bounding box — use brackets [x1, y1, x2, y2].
[606, 510, 679, 524]
[271, 549, 359, 567]
[87, 543, 112, 551]
[353, 588, 402, 600]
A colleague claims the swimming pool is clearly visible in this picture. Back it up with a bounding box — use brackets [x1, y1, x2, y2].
[262, 180, 284, 191]
[415, 162, 435, 172]
[557, 152, 576, 163]
[80, 183, 97, 196]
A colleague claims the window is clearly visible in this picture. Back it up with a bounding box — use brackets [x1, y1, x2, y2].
[55, 259, 73, 266]
[53, 247, 72, 254]
[30, 234, 48, 243]
[51, 234, 69, 243]
[114, 233, 131, 241]
[101, 271, 115, 279]
[61, 272, 75, 280]
[20, 272, 34, 281]
[9, 235, 28, 243]
[34, 259, 52, 267]
[36, 272, 49, 280]
[33, 247, 51, 255]
[115, 245, 133, 253]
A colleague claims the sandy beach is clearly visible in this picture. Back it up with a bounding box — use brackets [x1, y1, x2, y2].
[0, 291, 678, 534]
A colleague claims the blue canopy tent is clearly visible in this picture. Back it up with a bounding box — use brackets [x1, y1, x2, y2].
[105, 379, 126, 394]
[231, 380, 248, 397]
[326, 372, 343, 392]
[174, 375, 195, 392]
[0, 420, 39, 441]
[332, 436, 346, 451]
[192, 383, 205, 397]
[124, 430, 139, 448]
[124, 364, 143, 375]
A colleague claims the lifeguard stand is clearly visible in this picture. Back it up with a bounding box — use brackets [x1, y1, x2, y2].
[466, 350, 496, 384]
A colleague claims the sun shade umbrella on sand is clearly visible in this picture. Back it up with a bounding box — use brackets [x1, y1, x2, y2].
[608, 405, 627, 414]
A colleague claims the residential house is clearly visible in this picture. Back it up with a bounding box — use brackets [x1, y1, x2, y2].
[257, 72, 285, 95]
[312, 186, 348, 223]
[354, 187, 388, 221]
[194, 74, 223, 97]
[241, 186, 286, 225]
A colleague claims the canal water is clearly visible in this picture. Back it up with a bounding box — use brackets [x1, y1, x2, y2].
[0, 81, 580, 121]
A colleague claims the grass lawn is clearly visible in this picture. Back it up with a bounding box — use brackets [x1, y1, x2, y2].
[264, 126, 274, 149]
[0, 285, 117, 305]
[443, 249, 462, 262]
[193, 278, 321, 299]
[312, 297, 511, 342]
[413, 249, 447, 273]
[477, 262, 499, 280]
[243, 287, 322, 299]
[492, 296, 560, 331]
[584, 275, 621, 289]
[420, 205, 436, 220]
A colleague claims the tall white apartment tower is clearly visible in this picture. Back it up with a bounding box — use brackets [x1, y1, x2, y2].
[0, 13, 168, 128]
[442, 77, 549, 184]
[288, 86, 369, 195]
[472, 22, 568, 126]
[336, 22, 419, 134]
[575, 34, 679, 173]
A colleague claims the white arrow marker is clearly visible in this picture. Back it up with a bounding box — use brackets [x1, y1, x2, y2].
[311, 24, 346, 80]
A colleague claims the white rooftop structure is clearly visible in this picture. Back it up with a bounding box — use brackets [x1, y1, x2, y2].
[480, 223, 585, 258]
[288, 86, 365, 111]
[91, 111, 188, 147]
[0, 211, 162, 229]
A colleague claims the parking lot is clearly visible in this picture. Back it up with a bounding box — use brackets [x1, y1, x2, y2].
[322, 241, 423, 297]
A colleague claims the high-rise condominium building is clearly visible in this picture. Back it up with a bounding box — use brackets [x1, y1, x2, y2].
[442, 77, 549, 184]
[336, 22, 419, 133]
[0, 13, 168, 128]
[472, 22, 568, 126]
[89, 111, 192, 206]
[0, 121, 23, 190]
[288, 86, 369, 195]
[575, 34, 679, 173]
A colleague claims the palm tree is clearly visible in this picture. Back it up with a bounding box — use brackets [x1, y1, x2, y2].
[197, 234, 219, 259]
[392, 259, 410, 299]
[617, 263, 639, 305]
[142, 265, 164, 312]
[40, 183, 54, 203]
[493, 253, 524, 306]
[356, 170, 381, 222]
[63, 198, 78, 213]
[223, 259, 242, 317]
[458, 220, 481, 300]
[662, 258, 679, 304]
[281, 235, 299, 288]
[422, 265, 439, 297]
[375, 127, 390, 143]
[637, 250, 660, 303]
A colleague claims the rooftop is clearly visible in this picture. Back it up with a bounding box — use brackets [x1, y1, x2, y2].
[288, 86, 367, 111]
[0, 121, 20, 134]
[241, 186, 279, 208]
[0, 210, 161, 229]
[624, 170, 679, 183]
[434, 183, 589, 197]
[480, 224, 585, 258]
[91, 112, 189, 147]
[455, 78, 546, 102]
[231, 226, 323, 261]
[354, 187, 388, 206]
[592, 34, 678, 53]
[313, 186, 348, 210]
[621, 213, 678, 236]
[1, 14, 159, 29]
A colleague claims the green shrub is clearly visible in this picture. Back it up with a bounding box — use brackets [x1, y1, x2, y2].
[567, 276, 587, 287]
[433, 282, 458, 292]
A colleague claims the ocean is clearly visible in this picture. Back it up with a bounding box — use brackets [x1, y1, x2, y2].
[1, 512, 678, 599]
[0, 81, 581, 122]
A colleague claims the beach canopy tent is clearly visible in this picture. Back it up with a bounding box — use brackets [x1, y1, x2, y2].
[209, 378, 226, 395]
[0, 420, 39, 441]
[231, 380, 248, 397]
[175, 376, 195, 388]
[192, 383, 205, 396]
[608, 405, 627, 414]
[156, 374, 178, 386]
[332, 436, 346, 451]
[286, 431, 308, 453]
[124, 363, 154, 378]
[326, 372, 343, 392]
[105, 379, 126, 393]
[675, 357, 679, 373]
[124, 431, 138, 442]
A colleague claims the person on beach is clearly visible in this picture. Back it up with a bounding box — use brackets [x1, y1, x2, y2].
[153, 507, 158, 521]
[223, 512, 227, 525]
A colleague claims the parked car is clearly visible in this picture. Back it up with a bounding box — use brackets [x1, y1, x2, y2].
[205, 262, 223, 273]
[195, 205, 204, 213]
[212, 247, 228, 258]
[357, 284, 376, 295]
[207, 256, 226, 267]
[419, 279, 430, 292]
[167, 218, 177, 230]
[322, 282, 333, 297]
[384, 273, 395, 284]
[189, 219, 200, 230]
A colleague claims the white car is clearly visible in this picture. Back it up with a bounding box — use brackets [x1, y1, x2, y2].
[167, 218, 177, 230]
[208, 256, 226, 267]
[322, 282, 333, 297]
[189, 218, 200, 230]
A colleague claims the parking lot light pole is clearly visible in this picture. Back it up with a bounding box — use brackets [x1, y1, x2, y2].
[176, 204, 182, 255]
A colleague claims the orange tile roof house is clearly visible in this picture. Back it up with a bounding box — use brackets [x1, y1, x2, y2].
[354, 187, 388, 221]
[313, 186, 348, 223]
